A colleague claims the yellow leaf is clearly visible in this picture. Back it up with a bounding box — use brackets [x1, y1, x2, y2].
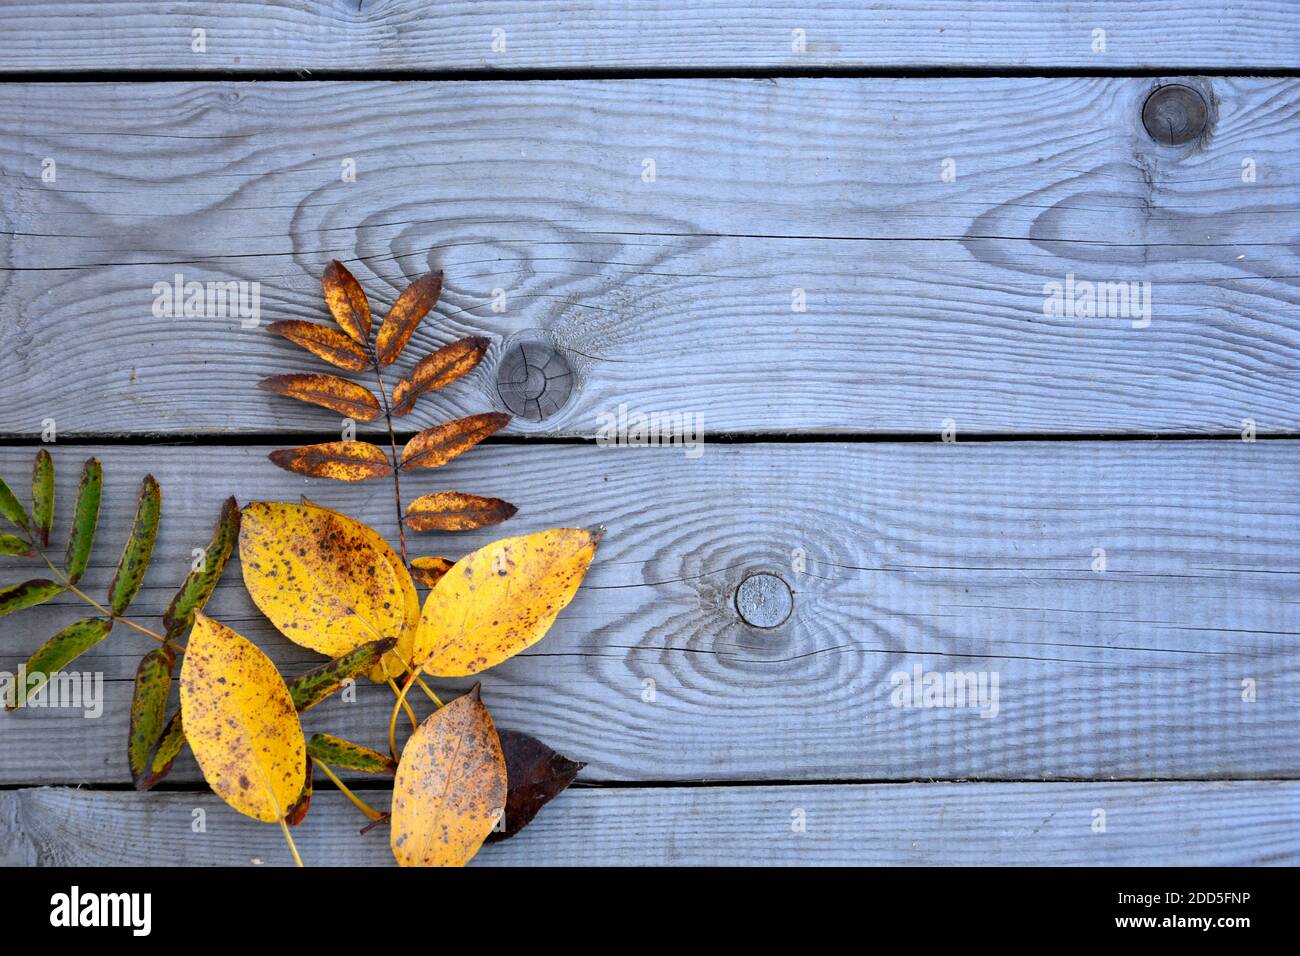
[390, 685, 506, 867]
[415, 526, 602, 677]
[238, 501, 419, 682]
[180, 614, 306, 823]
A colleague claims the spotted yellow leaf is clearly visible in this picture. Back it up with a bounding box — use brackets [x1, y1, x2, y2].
[180, 614, 306, 824]
[414, 526, 602, 677]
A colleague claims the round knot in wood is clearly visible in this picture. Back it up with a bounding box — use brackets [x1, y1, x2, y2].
[496, 339, 573, 421]
[735, 573, 793, 629]
[1142, 85, 1207, 146]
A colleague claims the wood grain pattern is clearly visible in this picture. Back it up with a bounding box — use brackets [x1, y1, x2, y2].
[0, 2, 1296, 72]
[1, 78, 1297, 436]
[1, 442, 1296, 785]
[3, 781, 1297, 866]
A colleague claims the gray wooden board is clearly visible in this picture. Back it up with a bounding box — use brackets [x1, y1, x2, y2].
[0, 441, 1296, 786]
[3, 781, 1297, 866]
[2, 78, 1299, 436]
[1, 2, 1297, 72]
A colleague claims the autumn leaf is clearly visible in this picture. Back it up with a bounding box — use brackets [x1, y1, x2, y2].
[376, 269, 443, 367]
[288, 637, 396, 711]
[406, 492, 517, 533]
[0, 534, 31, 556]
[180, 613, 306, 824]
[31, 449, 53, 548]
[128, 645, 177, 788]
[0, 476, 29, 533]
[390, 685, 506, 867]
[323, 260, 371, 345]
[486, 729, 585, 843]
[162, 496, 240, 640]
[308, 733, 398, 774]
[409, 556, 454, 589]
[268, 320, 369, 372]
[239, 501, 418, 682]
[107, 475, 160, 615]
[391, 337, 490, 416]
[400, 412, 510, 471]
[6, 617, 113, 710]
[259, 373, 381, 422]
[267, 441, 393, 481]
[0, 579, 64, 618]
[137, 710, 185, 790]
[64, 457, 102, 585]
[414, 526, 602, 676]
[285, 757, 313, 827]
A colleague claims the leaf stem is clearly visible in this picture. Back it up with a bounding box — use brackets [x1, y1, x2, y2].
[311, 757, 385, 822]
[367, 350, 408, 567]
[385, 675, 418, 730]
[391, 652, 443, 708]
[388, 669, 420, 761]
[38, 553, 183, 652]
[278, 814, 304, 868]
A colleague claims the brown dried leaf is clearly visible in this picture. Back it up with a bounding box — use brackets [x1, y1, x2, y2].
[268, 442, 393, 481]
[400, 412, 510, 471]
[409, 556, 454, 589]
[391, 337, 490, 416]
[268, 320, 369, 372]
[485, 729, 585, 843]
[323, 260, 371, 345]
[406, 492, 517, 532]
[259, 373, 381, 422]
[375, 270, 443, 367]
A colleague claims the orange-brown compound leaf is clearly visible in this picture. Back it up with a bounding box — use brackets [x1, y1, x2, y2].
[323, 260, 371, 345]
[400, 412, 510, 471]
[239, 501, 419, 682]
[390, 337, 490, 416]
[180, 613, 306, 824]
[268, 320, 369, 372]
[390, 685, 506, 867]
[406, 492, 517, 532]
[268, 442, 393, 481]
[259, 373, 381, 422]
[409, 556, 454, 589]
[375, 270, 443, 367]
[415, 526, 603, 677]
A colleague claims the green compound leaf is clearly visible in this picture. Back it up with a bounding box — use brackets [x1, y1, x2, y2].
[31, 449, 53, 548]
[161, 496, 239, 640]
[0, 579, 64, 618]
[0, 476, 29, 534]
[128, 645, 178, 788]
[288, 637, 397, 712]
[0, 533, 32, 556]
[108, 475, 161, 615]
[307, 733, 397, 774]
[137, 710, 186, 790]
[63, 458, 102, 585]
[6, 616, 113, 710]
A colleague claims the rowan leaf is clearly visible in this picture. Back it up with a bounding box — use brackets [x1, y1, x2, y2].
[162, 496, 240, 640]
[288, 637, 397, 712]
[180, 613, 306, 823]
[267, 320, 369, 372]
[107, 474, 161, 615]
[138, 710, 186, 790]
[0, 579, 64, 618]
[0, 476, 29, 533]
[267, 442, 393, 481]
[285, 757, 312, 827]
[7, 617, 113, 710]
[0, 534, 32, 556]
[400, 412, 510, 471]
[323, 259, 371, 345]
[390, 685, 507, 867]
[485, 729, 585, 843]
[308, 733, 398, 774]
[64, 457, 102, 585]
[376, 269, 443, 367]
[259, 373, 381, 422]
[128, 645, 177, 788]
[391, 337, 490, 416]
[409, 556, 454, 589]
[31, 449, 53, 548]
[415, 526, 603, 676]
[239, 501, 418, 682]
[406, 492, 517, 532]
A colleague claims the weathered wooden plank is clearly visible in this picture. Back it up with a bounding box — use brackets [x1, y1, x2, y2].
[1, 441, 1297, 785]
[1, 78, 1298, 436]
[4, 781, 1297, 866]
[1, 2, 1296, 72]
